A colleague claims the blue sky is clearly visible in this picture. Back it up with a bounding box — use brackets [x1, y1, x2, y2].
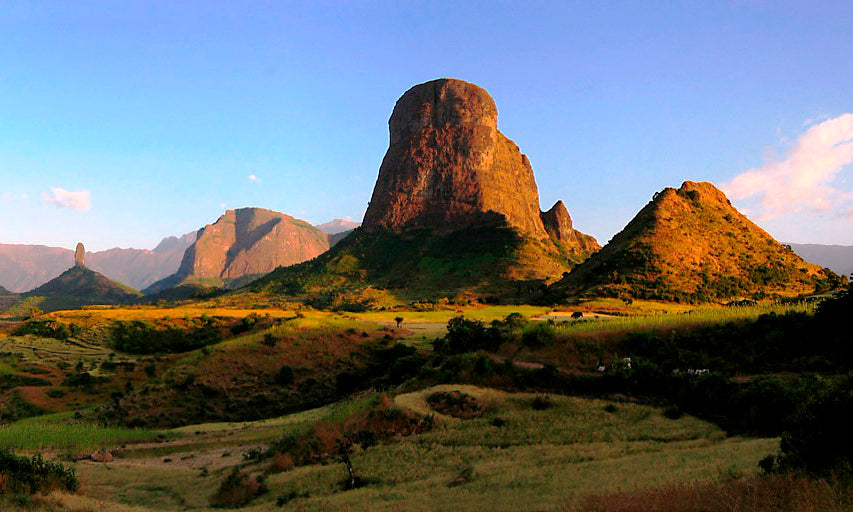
[1, 1, 852, 251]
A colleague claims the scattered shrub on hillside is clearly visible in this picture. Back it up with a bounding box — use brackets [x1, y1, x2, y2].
[768, 374, 853, 476]
[275, 365, 294, 386]
[531, 395, 553, 410]
[62, 372, 106, 390]
[663, 405, 683, 419]
[262, 333, 277, 347]
[0, 450, 78, 495]
[435, 313, 527, 354]
[110, 319, 222, 354]
[266, 395, 433, 473]
[13, 320, 72, 340]
[427, 391, 485, 419]
[521, 322, 557, 348]
[210, 468, 267, 508]
[447, 465, 476, 487]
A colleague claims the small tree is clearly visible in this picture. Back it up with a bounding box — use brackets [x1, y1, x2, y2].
[394, 317, 404, 328]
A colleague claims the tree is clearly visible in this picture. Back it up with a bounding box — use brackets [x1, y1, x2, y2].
[394, 317, 404, 328]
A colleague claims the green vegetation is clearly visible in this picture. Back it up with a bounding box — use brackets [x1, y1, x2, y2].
[249, 224, 574, 307]
[0, 412, 167, 452]
[110, 319, 223, 354]
[0, 449, 78, 495]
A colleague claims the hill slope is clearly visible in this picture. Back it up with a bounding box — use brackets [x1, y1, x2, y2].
[23, 265, 141, 311]
[144, 208, 329, 294]
[552, 181, 842, 302]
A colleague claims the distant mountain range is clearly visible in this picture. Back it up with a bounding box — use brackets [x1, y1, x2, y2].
[0, 216, 358, 296]
[0, 233, 195, 293]
[315, 219, 361, 235]
[788, 243, 853, 278]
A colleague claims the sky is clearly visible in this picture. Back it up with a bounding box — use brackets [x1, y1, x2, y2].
[1, 1, 852, 251]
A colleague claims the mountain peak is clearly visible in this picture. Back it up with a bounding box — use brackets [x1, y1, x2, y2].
[553, 180, 841, 301]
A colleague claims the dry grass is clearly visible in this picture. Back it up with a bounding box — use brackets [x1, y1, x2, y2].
[577, 473, 853, 512]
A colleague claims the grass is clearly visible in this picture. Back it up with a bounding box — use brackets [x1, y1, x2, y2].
[254, 386, 775, 512]
[552, 302, 815, 337]
[2, 386, 782, 511]
[0, 412, 168, 452]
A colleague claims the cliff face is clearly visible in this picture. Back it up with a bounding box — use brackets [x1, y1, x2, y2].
[145, 208, 329, 293]
[553, 181, 842, 301]
[361, 78, 597, 258]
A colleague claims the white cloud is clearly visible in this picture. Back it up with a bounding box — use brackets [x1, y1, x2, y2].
[248, 174, 260, 184]
[42, 187, 91, 211]
[219, 202, 226, 209]
[722, 114, 853, 220]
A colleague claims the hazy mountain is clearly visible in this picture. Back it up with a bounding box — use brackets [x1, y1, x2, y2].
[0, 233, 195, 293]
[315, 219, 361, 235]
[788, 243, 853, 278]
[552, 181, 841, 302]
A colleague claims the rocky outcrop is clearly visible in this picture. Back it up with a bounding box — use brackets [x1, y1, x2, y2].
[145, 208, 329, 293]
[541, 201, 600, 256]
[361, 78, 597, 257]
[74, 243, 85, 267]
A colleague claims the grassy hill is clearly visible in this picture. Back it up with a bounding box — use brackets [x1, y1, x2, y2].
[552, 181, 844, 302]
[22, 265, 141, 312]
[245, 223, 589, 308]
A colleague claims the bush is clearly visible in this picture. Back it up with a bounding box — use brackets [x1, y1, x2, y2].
[521, 322, 557, 349]
[13, 321, 72, 340]
[110, 320, 222, 354]
[0, 450, 79, 495]
[774, 375, 853, 475]
[531, 395, 553, 410]
[275, 365, 295, 386]
[210, 468, 267, 508]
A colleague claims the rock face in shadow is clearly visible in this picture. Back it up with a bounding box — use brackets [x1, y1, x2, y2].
[144, 208, 329, 293]
[362, 78, 596, 258]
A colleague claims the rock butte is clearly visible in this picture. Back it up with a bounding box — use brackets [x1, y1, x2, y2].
[145, 207, 330, 293]
[362, 78, 597, 254]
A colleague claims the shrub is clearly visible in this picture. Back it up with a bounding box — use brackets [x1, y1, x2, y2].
[521, 322, 557, 349]
[663, 405, 683, 419]
[275, 365, 295, 386]
[0, 450, 79, 495]
[773, 375, 853, 475]
[262, 333, 277, 347]
[210, 468, 267, 508]
[531, 395, 553, 410]
[427, 391, 485, 419]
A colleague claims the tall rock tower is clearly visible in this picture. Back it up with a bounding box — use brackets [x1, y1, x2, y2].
[74, 243, 86, 267]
